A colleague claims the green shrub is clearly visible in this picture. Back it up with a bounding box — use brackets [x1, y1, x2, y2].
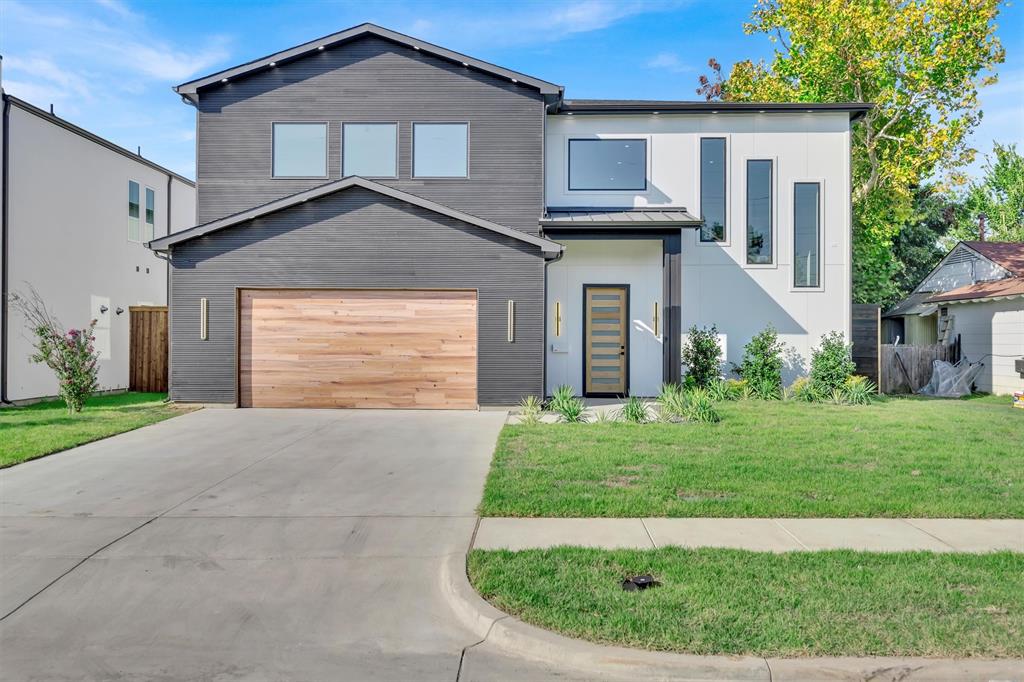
[518, 395, 543, 425]
[724, 379, 745, 400]
[619, 395, 652, 424]
[737, 325, 785, 396]
[548, 385, 587, 423]
[593, 408, 616, 424]
[809, 331, 856, 395]
[828, 388, 848, 405]
[843, 375, 877, 405]
[682, 387, 721, 423]
[681, 324, 722, 388]
[787, 376, 820, 402]
[656, 383, 688, 421]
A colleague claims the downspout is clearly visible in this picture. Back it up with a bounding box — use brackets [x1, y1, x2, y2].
[1, 93, 12, 405]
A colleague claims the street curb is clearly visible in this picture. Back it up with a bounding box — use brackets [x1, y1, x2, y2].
[442, 552, 1024, 682]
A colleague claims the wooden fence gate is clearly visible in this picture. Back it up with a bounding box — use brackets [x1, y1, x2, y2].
[851, 304, 881, 387]
[129, 306, 168, 392]
[880, 343, 949, 394]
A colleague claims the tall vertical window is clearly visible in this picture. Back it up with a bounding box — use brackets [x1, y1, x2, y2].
[413, 123, 468, 178]
[700, 138, 726, 242]
[794, 182, 821, 287]
[144, 187, 156, 242]
[342, 123, 398, 177]
[746, 160, 773, 264]
[272, 122, 328, 178]
[128, 180, 140, 242]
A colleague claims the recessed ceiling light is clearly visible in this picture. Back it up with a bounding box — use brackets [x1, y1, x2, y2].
[461, 61, 469, 67]
[566, 112, 574, 115]
[711, 110, 718, 114]
[759, 109, 766, 114]
[269, 61, 276, 67]
[511, 78, 518, 83]
[221, 78, 228, 83]
[318, 45, 325, 50]
[652, 111, 659, 115]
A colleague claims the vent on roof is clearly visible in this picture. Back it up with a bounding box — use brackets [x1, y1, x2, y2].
[946, 246, 977, 265]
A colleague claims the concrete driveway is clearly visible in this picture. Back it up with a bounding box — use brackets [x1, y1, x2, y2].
[0, 408, 586, 681]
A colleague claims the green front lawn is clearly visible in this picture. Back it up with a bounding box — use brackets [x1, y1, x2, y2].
[469, 547, 1024, 658]
[480, 395, 1024, 518]
[0, 392, 192, 467]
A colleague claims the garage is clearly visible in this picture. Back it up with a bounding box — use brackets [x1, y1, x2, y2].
[239, 288, 478, 409]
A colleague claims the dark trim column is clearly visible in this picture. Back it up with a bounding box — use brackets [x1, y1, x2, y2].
[662, 233, 682, 384]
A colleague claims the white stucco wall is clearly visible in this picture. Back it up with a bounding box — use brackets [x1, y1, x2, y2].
[4, 104, 196, 401]
[947, 299, 1024, 395]
[546, 240, 664, 396]
[545, 112, 853, 382]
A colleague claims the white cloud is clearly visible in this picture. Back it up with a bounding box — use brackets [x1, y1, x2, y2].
[3, 56, 93, 99]
[95, 0, 138, 20]
[646, 51, 694, 73]
[103, 39, 231, 82]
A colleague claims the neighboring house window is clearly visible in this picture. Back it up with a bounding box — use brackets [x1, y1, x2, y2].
[568, 139, 646, 191]
[794, 182, 821, 287]
[145, 187, 156, 242]
[342, 123, 397, 178]
[128, 180, 140, 242]
[700, 138, 727, 242]
[413, 123, 468, 178]
[746, 159, 772, 264]
[272, 122, 328, 178]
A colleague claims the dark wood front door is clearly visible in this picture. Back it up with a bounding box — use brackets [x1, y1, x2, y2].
[584, 285, 628, 395]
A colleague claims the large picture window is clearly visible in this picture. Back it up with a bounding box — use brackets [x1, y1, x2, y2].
[128, 180, 140, 242]
[568, 139, 646, 191]
[700, 138, 727, 242]
[746, 159, 772, 264]
[794, 182, 821, 287]
[343, 123, 397, 178]
[413, 123, 468, 178]
[272, 122, 327, 178]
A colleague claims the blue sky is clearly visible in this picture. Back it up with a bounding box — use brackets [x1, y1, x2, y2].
[1, 0, 1021, 181]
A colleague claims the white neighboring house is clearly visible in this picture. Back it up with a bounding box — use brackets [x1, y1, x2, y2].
[1, 87, 196, 403]
[543, 103, 856, 393]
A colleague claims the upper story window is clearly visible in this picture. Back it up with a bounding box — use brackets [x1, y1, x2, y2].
[746, 159, 773, 264]
[128, 180, 141, 242]
[700, 138, 727, 242]
[144, 187, 156, 242]
[794, 182, 821, 287]
[272, 122, 327, 178]
[413, 123, 468, 178]
[568, 139, 646, 191]
[343, 123, 397, 178]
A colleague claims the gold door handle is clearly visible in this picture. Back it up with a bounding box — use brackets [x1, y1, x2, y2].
[653, 301, 659, 336]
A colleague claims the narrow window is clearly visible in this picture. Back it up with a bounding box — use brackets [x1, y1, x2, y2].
[794, 182, 821, 287]
[746, 160, 772, 264]
[413, 123, 468, 178]
[342, 123, 397, 178]
[700, 138, 726, 242]
[568, 139, 646, 191]
[128, 180, 140, 242]
[272, 122, 327, 178]
[144, 187, 156, 242]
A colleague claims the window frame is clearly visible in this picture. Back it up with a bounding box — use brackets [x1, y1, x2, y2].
[743, 157, 776, 267]
[698, 136, 729, 244]
[566, 137, 648, 192]
[791, 179, 825, 291]
[271, 121, 329, 180]
[341, 121, 399, 179]
[144, 186, 157, 243]
[411, 121, 470, 179]
[127, 179, 141, 243]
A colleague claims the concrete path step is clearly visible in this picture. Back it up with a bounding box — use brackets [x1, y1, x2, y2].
[473, 517, 1024, 553]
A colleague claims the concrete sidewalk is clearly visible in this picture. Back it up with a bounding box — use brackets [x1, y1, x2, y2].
[474, 517, 1024, 552]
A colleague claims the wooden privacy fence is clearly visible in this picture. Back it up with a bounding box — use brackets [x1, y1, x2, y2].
[129, 306, 168, 393]
[880, 343, 949, 394]
[851, 304, 880, 387]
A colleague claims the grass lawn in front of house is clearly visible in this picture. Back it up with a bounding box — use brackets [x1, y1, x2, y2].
[479, 394, 1024, 518]
[0, 392, 192, 467]
[469, 547, 1024, 658]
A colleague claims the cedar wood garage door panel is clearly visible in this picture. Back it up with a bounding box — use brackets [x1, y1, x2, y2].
[239, 289, 477, 409]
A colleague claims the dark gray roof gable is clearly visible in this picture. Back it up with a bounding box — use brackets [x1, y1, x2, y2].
[174, 23, 563, 102]
[557, 99, 873, 121]
[148, 176, 564, 256]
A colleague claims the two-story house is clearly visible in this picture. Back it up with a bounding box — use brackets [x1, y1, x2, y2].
[150, 23, 869, 408]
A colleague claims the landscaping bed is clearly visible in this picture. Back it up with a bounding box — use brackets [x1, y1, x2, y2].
[480, 395, 1024, 518]
[0, 392, 192, 467]
[469, 547, 1024, 658]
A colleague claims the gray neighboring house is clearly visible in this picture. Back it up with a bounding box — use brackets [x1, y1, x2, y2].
[1, 71, 196, 404]
[150, 23, 869, 409]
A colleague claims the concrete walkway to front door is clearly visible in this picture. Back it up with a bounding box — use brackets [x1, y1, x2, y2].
[474, 517, 1024, 552]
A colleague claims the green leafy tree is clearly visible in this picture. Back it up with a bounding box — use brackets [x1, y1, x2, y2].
[948, 143, 1024, 243]
[698, 0, 1005, 304]
[681, 325, 722, 388]
[888, 185, 956, 308]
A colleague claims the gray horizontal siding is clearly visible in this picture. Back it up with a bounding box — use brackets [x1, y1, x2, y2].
[196, 35, 545, 235]
[170, 187, 544, 405]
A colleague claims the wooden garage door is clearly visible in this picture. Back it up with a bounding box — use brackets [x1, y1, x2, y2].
[239, 289, 477, 409]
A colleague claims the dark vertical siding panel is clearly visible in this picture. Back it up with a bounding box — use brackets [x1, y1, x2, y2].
[195, 36, 545, 235]
[170, 187, 544, 405]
